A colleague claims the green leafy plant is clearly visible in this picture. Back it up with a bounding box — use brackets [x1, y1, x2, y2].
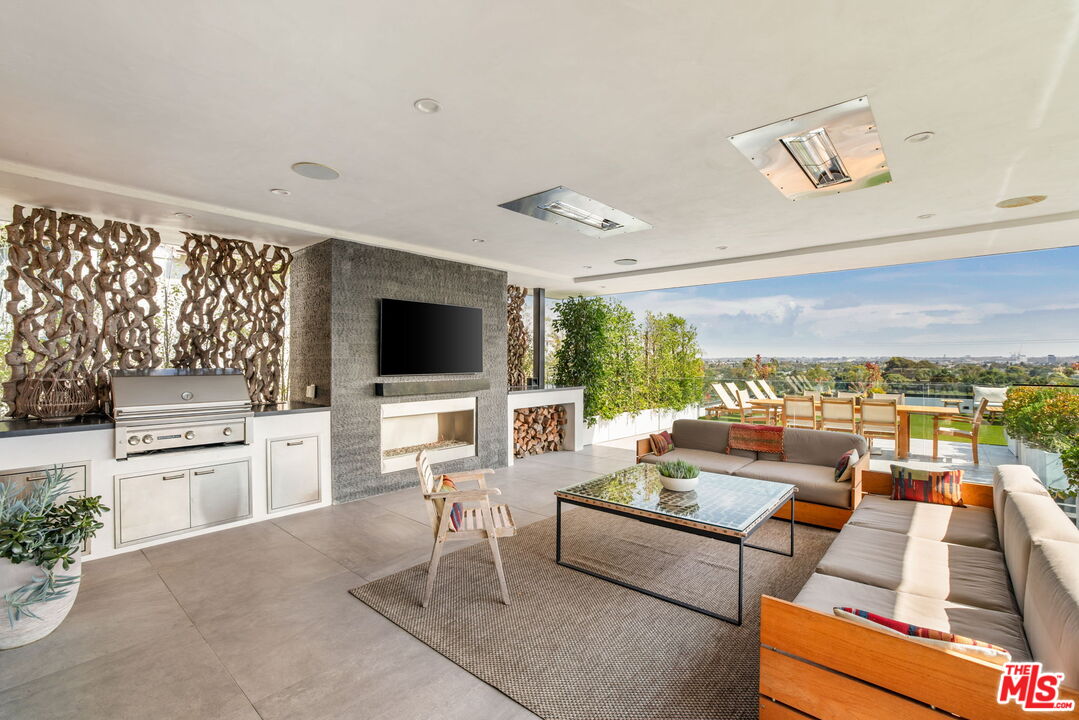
[655, 459, 700, 479]
[1003, 386, 1079, 497]
[1, 467, 108, 626]
[550, 297, 704, 424]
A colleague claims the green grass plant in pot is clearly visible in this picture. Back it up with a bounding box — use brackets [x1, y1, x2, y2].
[655, 459, 701, 492]
[0, 466, 108, 648]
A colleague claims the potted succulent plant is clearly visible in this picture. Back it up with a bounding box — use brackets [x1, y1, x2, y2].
[655, 459, 701, 492]
[0, 466, 107, 649]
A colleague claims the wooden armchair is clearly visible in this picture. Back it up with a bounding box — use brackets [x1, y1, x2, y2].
[415, 450, 515, 607]
[934, 397, 989, 464]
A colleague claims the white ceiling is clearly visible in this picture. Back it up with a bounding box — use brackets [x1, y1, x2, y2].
[1, 1, 1078, 296]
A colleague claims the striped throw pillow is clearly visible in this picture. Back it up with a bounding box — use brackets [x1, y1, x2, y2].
[436, 476, 464, 530]
[890, 464, 964, 506]
[649, 431, 674, 456]
[834, 607, 1011, 665]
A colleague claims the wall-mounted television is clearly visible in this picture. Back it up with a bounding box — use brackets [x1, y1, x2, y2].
[379, 299, 483, 375]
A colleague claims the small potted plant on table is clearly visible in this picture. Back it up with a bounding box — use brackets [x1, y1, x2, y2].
[655, 459, 701, 492]
[0, 467, 108, 649]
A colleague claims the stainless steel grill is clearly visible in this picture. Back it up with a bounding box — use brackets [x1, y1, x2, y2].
[110, 369, 254, 460]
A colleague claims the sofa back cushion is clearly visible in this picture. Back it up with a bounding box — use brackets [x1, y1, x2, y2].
[993, 464, 1051, 541]
[671, 420, 756, 458]
[1023, 539, 1079, 685]
[775, 426, 868, 467]
[1002, 492, 1079, 613]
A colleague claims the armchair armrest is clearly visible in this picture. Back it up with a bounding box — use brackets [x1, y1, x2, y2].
[635, 437, 654, 463]
[424, 487, 502, 502]
[442, 469, 495, 479]
[851, 449, 871, 509]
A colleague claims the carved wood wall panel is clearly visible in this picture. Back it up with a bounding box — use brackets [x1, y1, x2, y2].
[507, 285, 528, 388]
[2, 205, 161, 416]
[174, 233, 292, 405]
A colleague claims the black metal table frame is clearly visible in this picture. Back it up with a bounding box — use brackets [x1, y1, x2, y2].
[555, 489, 795, 626]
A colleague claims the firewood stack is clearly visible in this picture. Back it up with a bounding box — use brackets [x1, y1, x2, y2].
[513, 404, 566, 457]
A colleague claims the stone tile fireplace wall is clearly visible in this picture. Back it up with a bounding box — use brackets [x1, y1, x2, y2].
[288, 238, 508, 502]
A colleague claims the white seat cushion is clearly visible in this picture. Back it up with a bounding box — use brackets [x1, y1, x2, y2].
[849, 494, 999, 551]
[992, 464, 1050, 540]
[1002, 492, 1079, 613]
[1023, 539, 1079, 685]
[815, 524, 1017, 614]
[795, 573, 1030, 661]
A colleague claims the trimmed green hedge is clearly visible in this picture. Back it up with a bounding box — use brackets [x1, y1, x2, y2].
[550, 297, 704, 425]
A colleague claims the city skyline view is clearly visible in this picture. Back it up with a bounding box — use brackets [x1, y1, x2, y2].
[608, 246, 1079, 360]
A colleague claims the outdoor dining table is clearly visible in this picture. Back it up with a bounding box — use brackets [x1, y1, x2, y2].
[746, 398, 961, 459]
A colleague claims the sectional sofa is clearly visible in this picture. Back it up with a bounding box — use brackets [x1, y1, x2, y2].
[635, 419, 869, 529]
[759, 465, 1079, 720]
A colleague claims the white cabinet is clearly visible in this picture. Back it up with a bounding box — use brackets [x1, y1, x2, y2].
[190, 460, 251, 527]
[117, 469, 191, 545]
[268, 435, 320, 511]
[117, 459, 252, 546]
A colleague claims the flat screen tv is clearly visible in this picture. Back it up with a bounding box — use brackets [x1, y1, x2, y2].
[379, 299, 483, 375]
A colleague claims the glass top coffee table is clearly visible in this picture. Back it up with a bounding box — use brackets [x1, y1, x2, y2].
[554, 463, 796, 625]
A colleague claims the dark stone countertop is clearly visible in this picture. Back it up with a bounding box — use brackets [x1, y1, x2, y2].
[0, 402, 331, 438]
[252, 401, 331, 416]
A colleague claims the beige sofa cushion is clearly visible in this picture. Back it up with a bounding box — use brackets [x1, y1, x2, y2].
[638, 447, 754, 475]
[993, 464, 1050, 539]
[849, 494, 1000, 551]
[815, 524, 1017, 614]
[670, 419, 756, 459]
[734, 460, 852, 509]
[795, 573, 1030, 661]
[1002, 492, 1079, 613]
[768, 426, 868, 466]
[1023, 539, 1079, 685]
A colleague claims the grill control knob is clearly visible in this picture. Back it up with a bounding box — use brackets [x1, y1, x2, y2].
[222, 426, 233, 437]
[181, 391, 193, 401]
[184, 430, 196, 440]
[128, 436, 141, 446]
[141, 434, 154, 444]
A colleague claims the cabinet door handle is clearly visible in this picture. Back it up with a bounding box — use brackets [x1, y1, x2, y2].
[161, 473, 185, 481]
[193, 469, 216, 476]
[286, 440, 305, 446]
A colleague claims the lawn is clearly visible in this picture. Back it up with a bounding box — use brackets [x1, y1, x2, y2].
[700, 411, 1007, 446]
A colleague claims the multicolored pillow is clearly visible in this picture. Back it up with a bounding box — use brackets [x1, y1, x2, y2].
[890, 464, 964, 506]
[435, 476, 464, 531]
[726, 423, 784, 458]
[834, 449, 859, 482]
[834, 607, 1011, 665]
[649, 430, 674, 456]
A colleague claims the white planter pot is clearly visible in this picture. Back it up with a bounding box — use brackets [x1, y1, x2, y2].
[0, 555, 82, 649]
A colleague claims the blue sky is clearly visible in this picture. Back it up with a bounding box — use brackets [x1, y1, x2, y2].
[607, 247, 1079, 359]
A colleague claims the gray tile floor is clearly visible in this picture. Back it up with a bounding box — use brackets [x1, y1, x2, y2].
[0, 435, 1011, 719]
[0, 445, 635, 720]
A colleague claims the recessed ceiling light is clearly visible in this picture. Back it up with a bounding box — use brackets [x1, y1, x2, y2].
[290, 162, 339, 180]
[715, 245, 728, 250]
[917, 213, 935, 219]
[472, 238, 485, 243]
[613, 258, 637, 266]
[905, 131, 935, 143]
[413, 98, 441, 113]
[269, 188, 291, 195]
[996, 195, 1047, 209]
[172, 212, 192, 219]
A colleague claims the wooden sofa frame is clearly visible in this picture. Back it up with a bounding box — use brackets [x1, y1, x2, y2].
[759, 470, 1079, 720]
[635, 437, 870, 530]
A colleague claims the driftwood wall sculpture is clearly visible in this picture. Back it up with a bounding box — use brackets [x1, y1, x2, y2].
[2, 205, 162, 416]
[173, 233, 292, 405]
[507, 284, 529, 388]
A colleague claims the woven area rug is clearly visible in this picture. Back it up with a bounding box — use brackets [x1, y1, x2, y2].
[350, 508, 836, 720]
